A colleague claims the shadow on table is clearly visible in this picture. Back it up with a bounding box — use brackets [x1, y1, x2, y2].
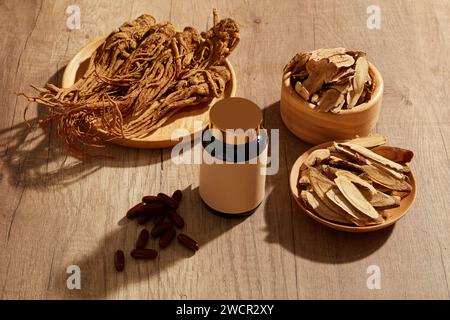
[0, 68, 165, 191]
[59, 185, 248, 299]
[262, 101, 393, 264]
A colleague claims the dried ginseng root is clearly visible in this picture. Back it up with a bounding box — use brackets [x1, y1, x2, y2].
[19, 10, 240, 155]
[297, 135, 414, 227]
[284, 48, 374, 113]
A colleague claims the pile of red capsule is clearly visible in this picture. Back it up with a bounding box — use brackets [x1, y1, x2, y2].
[114, 190, 199, 272]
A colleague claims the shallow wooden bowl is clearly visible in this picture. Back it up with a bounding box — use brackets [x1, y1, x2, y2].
[289, 142, 416, 233]
[62, 37, 237, 149]
[280, 63, 383, 145]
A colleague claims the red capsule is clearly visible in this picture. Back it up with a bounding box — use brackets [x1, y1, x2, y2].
[169, 210, 185, 229]
[159, 228, 176, 249]
[142, 195, 160, 204]
[177, 233, 199, 252]
[151, 222, 173, 238]
[171, 189, 183, 203]
[157, 193, 179, 210]
[130, 249, 158, 260]
[139, 202, 166, 215]
[135, 229, 149, 249]
[153, 211, 167, 226]
[137, 202, 166, 225]
[126, 203, 144, 219]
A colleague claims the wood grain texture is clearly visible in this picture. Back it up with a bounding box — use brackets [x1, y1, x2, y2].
[0, 0, 449, 299]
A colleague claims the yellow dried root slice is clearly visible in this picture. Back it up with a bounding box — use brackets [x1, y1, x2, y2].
[347, 134, 387, 148]
[391, 190, 411, 199]
[284, 51, 311, 74]
[325, 187, 369, 226]
[301, 148, 331, 170]
[303, 59, 338, 97]
[297, 169, 311, 190]
[366, 191, 401, 208]
[300, 190, 350, 224]
[308, 167, 349, 217]
[347, 56, 369, 108]
[361, 165, 412, 192]
[321, 165, 338, 180]
[339, 142, 410, 173]
[294, 82, 310, 100]
[328, 54, 355, 68]
[334, 175, 382, 222]
[335, 169, 400, 208]
[316, 85, 347, 112]
[326, 156, 363, 173]
[335, 170, 377, 196]
[371, 162, 406, 180]
[371, 146, 414, 163]
[310, 48, 346, 61]
[330, 68, 355, 84]
[332, 143, 370, 165]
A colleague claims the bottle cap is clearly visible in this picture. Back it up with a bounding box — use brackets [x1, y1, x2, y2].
[209, 97, 263, 145]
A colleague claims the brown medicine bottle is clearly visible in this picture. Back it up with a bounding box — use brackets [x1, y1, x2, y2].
[199, 97, 268, 216]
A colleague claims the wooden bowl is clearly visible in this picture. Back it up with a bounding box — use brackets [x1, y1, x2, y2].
[280, 63, 383, 145]
[289, 142, 416, 233]
[62, 37, 237, 149]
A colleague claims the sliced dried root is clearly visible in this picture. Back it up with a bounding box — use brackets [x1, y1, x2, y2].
[361, 165, 412, 192]
[366, 191, 401, 208]
[308, 168, 351, 219]
[371, 146, 414, 163]
[325, 187, 368, 226]
[300, 190, 350, 224]
[348, 134, 387, 148]
[339, 142, 410, 173]
[335, 170, 377, 196]
[301, 148, 330, 170]
[334, 176, 381, 221]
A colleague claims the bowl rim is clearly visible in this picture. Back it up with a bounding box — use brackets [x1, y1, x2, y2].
[282, 62, 384, 115]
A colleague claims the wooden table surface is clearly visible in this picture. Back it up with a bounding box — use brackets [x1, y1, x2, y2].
[1, 0, 449, 300]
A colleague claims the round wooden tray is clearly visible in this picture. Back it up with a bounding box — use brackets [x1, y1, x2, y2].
[289, 142, 417, 232]
[62, 37, 237, 149]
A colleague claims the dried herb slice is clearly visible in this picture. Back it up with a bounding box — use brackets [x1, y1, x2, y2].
[294, 81, 310, 100]
[334, 176, 381, 221]
[308, 168, 347, 217]
[326, 156, 363, 173]
[347, 135, 387, 148]
[328, 54, 355, 68]
[310, 48, 346, 61]
[301, 190, 349, 224]
[335, 170, 378, 196]
[361, 165, 412, 192]
[325, 187, 369, 226]
[366, 191, 401, 208]
[302, 149, 331, 169]
[347, 57, 369, 108]
[339, 142, 410, 173]
[371, 146, 414, 164]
